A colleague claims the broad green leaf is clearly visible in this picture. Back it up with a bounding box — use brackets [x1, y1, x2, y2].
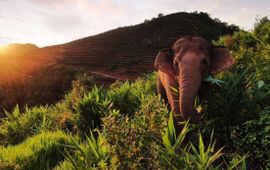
[203, 75, 226, 87]
[257, 80, 264, 89]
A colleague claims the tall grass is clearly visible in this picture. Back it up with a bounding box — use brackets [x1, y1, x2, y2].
[0, 105, 54, 145]
[63, 130, 111, 169]
[0, 131, 73, 170]
[74, 86, 111, 133]
[160, 112, 247, 169]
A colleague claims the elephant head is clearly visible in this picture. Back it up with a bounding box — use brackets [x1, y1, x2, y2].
[154, 36, 235, 123]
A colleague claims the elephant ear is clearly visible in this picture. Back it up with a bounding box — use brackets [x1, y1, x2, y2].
[154, 48, 174, 76]
[211, 47, 235, 74]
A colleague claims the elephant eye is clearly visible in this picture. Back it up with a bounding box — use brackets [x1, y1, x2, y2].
[202, 59, 208, 70]
[203, 58, 210, 65]
[202, 59, 207, 66]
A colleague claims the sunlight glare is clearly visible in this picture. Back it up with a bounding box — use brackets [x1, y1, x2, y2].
[0, 46, 7, 55]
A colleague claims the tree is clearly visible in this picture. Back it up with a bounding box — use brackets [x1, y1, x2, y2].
[158, 13, 164, 18]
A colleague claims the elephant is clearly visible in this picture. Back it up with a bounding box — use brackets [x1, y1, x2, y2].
[154, 36, 235, 128]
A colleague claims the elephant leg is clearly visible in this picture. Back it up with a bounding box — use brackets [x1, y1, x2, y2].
[163, 77, 184, 134]
[157, 72, 183, 135]
[157, 76, 168, 104]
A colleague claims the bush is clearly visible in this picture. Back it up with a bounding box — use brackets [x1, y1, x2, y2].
[102, 95, 168, 169]
[254, 17, 270, 44]
[107, 73, 157, 116]
[74, 86, 112, 133]
[207, 21, 270, 168]
[0, 105, 54, 145]
[160, 113, 247, 169]
[63, 130, 112, 169]
[232, 107, 270, 167]
[0, 131, 73, 170]
[107, 82, 141, 115]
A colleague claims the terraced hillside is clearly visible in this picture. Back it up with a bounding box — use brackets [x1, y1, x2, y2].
[36, 12, 238, 80]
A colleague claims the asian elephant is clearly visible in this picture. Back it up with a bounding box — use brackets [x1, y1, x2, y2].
[154, 36, 235, 127]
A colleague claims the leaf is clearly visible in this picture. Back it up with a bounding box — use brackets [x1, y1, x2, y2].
[170, 86, 179, 96]
[203, 75, 226, 87]
[257, 80, 264, 89]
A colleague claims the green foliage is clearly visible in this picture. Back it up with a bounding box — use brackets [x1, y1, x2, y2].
[0, 131, 73, 170]
[232, 107, 270, 168]
[63, 130, 112, 169]
[203, 67, 269, 145]
[108, 82, 141, 115]
[74, 86, 112, 133]
[68, 73, 96, 102]
[107, 73, 157, 116]
[159, 113, 247, 170]
[208, 19, 270, 167]
[0, 105, 54, 145]
[102, 94, 168, 169]
[53, 161, 73, 170]
[254, 17, 270, 44]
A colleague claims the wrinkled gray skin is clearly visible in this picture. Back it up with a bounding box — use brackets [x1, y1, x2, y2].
[154, 36, 235, 130]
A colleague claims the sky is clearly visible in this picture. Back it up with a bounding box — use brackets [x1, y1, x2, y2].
[0, 0, 269, 47]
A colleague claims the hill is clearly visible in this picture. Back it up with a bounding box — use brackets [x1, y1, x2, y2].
[0, 43, 39, 56]
[35, 11, 238, 80]
[0, 43, 40, 82]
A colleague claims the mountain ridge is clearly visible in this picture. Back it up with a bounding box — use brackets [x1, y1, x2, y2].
[33, 11, 238, 80]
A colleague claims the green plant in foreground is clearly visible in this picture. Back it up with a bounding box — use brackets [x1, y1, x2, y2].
[107, 82, 141, 115]
[103, 94, 168, 169]
[232, 106, 270, 168]
[0, 105, 54, 145]
[74, 86, 112, 133]
[160, 112, 247, 170]
[0, 131, 73, 170]
[63, 130, 111, 170]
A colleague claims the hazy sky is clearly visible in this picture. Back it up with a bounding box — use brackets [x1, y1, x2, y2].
[0, 0, 269, 47]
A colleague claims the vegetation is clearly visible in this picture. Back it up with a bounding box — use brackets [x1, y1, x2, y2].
[0, 131, 73, 170]
[0, 15, 270, 169]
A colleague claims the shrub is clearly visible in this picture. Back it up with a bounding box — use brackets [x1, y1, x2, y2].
[65, 73, 96, 106]
[0, 131, 73, 170]
[207, 23, 270, 168]
[63, 130, 112, 169]
[74, 86, 112, 133]
[232, 107, 270, 167]
[215, 31, 259, 51]
[107, 73, 157, 116]
[254, 17, 270, 44]
[53, 161, 73, 170]
[130, 73, 157, 96]
[102, 95, 168, 169]
[159, 113, 247, 169]
[107, 82, 141, 115]
[0, 105, 54, 145]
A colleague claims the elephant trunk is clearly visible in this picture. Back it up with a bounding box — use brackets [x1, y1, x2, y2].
[179, 60, 202, 123]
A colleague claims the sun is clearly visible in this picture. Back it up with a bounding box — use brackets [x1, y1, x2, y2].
[0, 45, 7, 55]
